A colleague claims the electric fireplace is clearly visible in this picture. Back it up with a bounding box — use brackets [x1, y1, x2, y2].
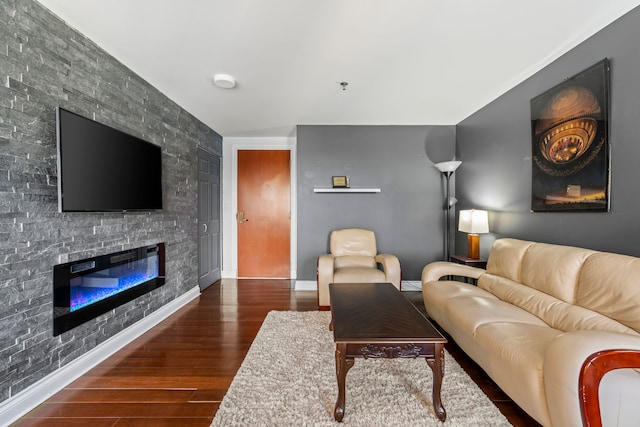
[53, 243, 165, 336]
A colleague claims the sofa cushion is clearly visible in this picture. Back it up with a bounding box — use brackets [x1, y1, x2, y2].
[423, 281, 499, 337]
[423, 280, 545, 367]
[443, 293, 548, 336]
[424, 280, 547, 335]
[334, 255, 377, 269]
[480, 273, 636, 335]
[578, 252, 640, 334]
[485, 238, 533, 282]
[331, 228, 377, 257]
[520, 242, 596, 303]
[333, 266, 386, 283]
[422, 281, 499, 340]
[474, 322, 562, 426]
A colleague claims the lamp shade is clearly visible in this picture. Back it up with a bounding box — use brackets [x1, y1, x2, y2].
[435, 160, 462, 173]
[458, 209, 489, 234]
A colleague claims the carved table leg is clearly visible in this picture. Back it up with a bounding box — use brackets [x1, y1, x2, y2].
[426, 342, 446, 421]
[334, 343, 354, 421]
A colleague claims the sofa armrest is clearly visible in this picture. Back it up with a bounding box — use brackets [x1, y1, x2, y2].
[375, 254, 401, 289]
[580, 348, 640, 427]
[544, 331, 640, 427]
[317, 254, 335, 308]
[421, 261, 485, 283]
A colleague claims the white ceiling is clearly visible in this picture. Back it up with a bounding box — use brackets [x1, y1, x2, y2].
[36, 0, 640, 137]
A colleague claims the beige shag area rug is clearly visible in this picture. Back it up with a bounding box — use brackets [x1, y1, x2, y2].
[211, 310, 512, 426]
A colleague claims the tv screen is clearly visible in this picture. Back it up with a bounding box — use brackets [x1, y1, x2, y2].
[56, 108, 163, 212]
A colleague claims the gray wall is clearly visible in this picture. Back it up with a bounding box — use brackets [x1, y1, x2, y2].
[297, 125, 456, 281]
[0, 0, 221, 402]
[455, 7, 640, 257]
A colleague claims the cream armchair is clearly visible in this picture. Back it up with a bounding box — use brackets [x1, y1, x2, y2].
[317, 228, 401, 308]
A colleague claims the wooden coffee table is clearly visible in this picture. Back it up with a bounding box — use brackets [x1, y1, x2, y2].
[329, 282, 447, 422]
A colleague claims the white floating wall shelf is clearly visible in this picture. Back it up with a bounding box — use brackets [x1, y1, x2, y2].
[313, 188, 381, 193]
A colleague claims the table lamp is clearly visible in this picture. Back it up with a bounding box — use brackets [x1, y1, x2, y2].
[458, 209, 489, 259]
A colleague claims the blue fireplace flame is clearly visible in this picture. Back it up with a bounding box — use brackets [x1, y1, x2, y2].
[69, 255, 159, 312]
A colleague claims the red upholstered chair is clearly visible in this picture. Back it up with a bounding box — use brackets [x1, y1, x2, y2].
[579, 349, 640, 427]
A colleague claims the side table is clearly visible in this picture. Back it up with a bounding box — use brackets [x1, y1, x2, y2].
[450, 255, 487, 269]
[449, 255, 487, 284]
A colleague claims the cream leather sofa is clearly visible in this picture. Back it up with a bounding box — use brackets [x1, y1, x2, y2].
[422, 238, 640, 427]
[317, 228, 401, 308]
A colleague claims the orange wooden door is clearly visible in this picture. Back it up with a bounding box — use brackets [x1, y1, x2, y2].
[237, 150, 290, 278]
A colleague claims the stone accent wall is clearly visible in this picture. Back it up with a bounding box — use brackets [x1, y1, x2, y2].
[0, 0, 222, 402]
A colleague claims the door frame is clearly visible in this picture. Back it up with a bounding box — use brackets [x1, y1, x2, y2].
[221, 137, 297, 279]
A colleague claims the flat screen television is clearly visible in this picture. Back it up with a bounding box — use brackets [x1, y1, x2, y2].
[56, 107, 163, 212]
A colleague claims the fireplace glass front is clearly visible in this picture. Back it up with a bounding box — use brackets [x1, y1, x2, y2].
[53, 243, 165, 336]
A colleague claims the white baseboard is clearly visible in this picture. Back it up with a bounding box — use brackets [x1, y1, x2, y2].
[294, 280, 422, 292]
[0, 286, 201, 427]
[294, 280, 317, 291]
[222, 270, 298, 280]
[221, 269, 236, 279]
[401, 280, 422, 291]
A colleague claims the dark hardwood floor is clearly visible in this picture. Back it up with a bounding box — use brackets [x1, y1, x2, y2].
[12, 280, 540, 426]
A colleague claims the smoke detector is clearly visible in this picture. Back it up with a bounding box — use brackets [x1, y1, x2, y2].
[213, 74, 236, 89]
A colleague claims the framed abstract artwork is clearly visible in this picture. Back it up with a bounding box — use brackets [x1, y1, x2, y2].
[530, 58, 610, 212]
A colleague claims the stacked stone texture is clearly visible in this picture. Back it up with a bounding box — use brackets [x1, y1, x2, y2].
[0, 0, 222, 401]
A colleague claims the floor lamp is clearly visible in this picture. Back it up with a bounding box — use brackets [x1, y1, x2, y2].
[435, 161, 462, 261]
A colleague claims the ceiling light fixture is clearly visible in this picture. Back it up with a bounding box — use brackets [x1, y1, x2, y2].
[340, 82, 348, 91]
[213, 74, 236, 89]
